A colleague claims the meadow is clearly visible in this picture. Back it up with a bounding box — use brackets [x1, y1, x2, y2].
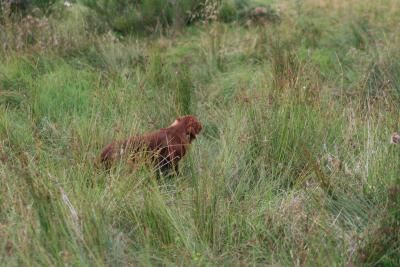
[0, 0, 399, 266]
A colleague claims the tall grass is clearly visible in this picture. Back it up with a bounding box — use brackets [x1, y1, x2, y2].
[1, 0, 400, 266]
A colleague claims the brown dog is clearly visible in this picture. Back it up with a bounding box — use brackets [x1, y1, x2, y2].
[100, 115, 202, 175]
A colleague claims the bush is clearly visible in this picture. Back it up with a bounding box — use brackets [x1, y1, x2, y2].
[0, 0, 56, 16]
[0, 2, 91, 54]
[81, 0, 218, 35]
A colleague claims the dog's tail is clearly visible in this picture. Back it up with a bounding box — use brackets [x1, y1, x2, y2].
[94, 143, 114, 170]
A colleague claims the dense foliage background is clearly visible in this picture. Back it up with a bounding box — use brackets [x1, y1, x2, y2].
[0, 0, 399, 266]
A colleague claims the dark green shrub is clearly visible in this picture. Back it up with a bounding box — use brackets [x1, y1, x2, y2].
[81, 0, 217, 35]
[0, 0, 56, 16]
[218, 1, 238, 23]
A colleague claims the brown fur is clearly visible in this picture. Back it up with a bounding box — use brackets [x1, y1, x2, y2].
[99, 115, 202, 174]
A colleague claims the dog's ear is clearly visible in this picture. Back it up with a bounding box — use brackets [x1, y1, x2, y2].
[186, 119, 202, 143]
[186, 125, 197, 142]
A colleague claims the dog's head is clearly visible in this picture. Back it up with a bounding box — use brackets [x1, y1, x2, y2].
[170, 115, 202, 143]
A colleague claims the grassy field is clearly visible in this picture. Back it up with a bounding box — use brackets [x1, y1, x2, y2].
[1, 0, 400, 266]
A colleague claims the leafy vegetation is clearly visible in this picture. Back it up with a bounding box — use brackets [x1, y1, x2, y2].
[1, 0, 399, 266]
